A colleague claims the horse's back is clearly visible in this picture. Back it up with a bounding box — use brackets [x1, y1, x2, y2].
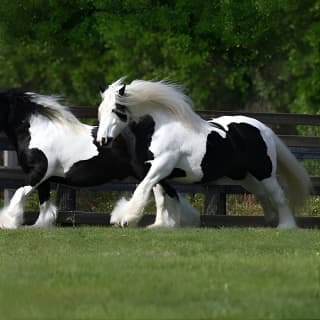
[201, 116, 275, 182]
[209, 115, 268, 131]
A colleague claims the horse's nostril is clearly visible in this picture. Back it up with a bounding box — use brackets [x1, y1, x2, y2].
[101, 137, 106, 145]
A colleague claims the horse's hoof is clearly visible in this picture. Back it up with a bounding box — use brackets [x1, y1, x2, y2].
[120, 215, 139, 228]
[277, 222, 297, 229]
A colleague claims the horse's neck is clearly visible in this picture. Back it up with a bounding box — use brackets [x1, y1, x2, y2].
[121, 127, 136, 156]
[4, 122, 27, 152]
[146, 110, 171, 123]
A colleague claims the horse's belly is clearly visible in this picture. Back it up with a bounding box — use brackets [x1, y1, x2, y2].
[170, 174, 201, 184]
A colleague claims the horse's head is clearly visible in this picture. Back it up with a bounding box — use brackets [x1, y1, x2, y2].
[97, 81, 130, 147]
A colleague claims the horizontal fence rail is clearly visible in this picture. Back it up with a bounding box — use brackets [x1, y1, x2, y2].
[70, 107, 320, 126]
[1, 168, 319, 195]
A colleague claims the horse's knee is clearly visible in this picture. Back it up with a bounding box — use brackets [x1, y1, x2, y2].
[22, 148, 48, 186]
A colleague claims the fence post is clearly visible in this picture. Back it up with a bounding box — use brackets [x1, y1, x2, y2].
[56, 185, 77, 211]
[3, 151, 18, 206]
[204, 186, 226, 215]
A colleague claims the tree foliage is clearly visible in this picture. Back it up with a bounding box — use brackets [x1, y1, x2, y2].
[0, 0, 319, 113]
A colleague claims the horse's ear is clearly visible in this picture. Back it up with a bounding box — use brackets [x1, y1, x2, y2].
[119, 85, 126, 96]
[99, 84, 107, 94]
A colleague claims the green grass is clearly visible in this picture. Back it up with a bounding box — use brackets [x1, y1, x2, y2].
[0, 228, 320, 319]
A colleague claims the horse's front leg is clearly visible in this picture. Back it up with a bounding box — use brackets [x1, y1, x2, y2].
[0, 149, 51, 229]
[0, 185, 34, 229]
[148, 184, 180, 228]
[110, 153, 178, 227]
[31, 181, 57, 228]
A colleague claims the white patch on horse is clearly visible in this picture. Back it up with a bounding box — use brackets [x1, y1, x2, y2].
[28, 114, 98, 175]
[149, 120, 209, 182]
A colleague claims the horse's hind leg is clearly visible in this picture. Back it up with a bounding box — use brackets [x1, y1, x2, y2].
[261, 176, 297, 228]
[31, 181, 57, 228]
[158, 181, 200, 227]
[241, 174, 296, 228]
[240, 174, 276, 224]
[0, 150, 50, 229]
[148, 183, 200, 228]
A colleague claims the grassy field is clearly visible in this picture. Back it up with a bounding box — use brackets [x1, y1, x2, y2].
[0, 227, 319, 319]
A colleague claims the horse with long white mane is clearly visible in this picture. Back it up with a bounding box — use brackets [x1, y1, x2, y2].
[97, 78, 311, 228]
[0, 89, 199, 229]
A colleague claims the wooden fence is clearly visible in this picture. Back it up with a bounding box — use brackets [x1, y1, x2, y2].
[1, 108, 320, 228]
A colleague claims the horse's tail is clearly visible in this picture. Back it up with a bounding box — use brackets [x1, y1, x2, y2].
[275, 135, 312, 210]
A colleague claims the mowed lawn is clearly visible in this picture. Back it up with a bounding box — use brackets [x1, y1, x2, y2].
[0, 227, 319, 319]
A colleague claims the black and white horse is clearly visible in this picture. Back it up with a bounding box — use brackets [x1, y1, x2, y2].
[97, 79, 311, 228]
[0, 89, 200, 229]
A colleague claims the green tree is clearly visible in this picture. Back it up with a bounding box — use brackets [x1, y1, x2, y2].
[0, 0, 319, 113]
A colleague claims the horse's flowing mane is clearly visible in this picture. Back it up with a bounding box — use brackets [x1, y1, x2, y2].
[116, 79, 210, 130]
[27, 93, 88, 132]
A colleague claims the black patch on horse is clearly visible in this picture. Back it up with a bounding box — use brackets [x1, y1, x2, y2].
[112, 109, 128, 122]
[201, 122, 273, 182]
[129, 115, 155, 171]
[18, 148, 48, 186]
[167, 168, 187, 179]
[0, 89, 61, 129]
[56, 128, 136, 186]
[0, 90, 50, 187]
